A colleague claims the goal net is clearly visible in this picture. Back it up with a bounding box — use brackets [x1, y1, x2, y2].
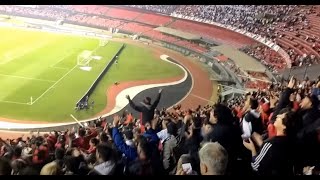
[77, 50, 93, 67]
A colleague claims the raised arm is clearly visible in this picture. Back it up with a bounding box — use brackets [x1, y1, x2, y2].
[111, 115, 137, 161]
[270, 77, 295, 123]
[151, 88, 162, 109]
[126, 95, 143, 112]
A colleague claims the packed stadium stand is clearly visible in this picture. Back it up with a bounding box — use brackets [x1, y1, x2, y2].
[0, 5, 319, 176]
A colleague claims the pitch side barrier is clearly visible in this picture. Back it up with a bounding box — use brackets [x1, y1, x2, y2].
[75, 44, 126, 107]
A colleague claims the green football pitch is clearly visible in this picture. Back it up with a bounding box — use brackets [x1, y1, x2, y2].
[0, 27, 183, 122]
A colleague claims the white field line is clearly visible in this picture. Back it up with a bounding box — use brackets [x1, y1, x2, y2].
[0, 73, 56, 83]
[31, 64, 78, 105]
[50, 66, 69, 70]
[50, 44, 101, 70]
[50, 52, 76, 68]
[0, 100, 30, 105]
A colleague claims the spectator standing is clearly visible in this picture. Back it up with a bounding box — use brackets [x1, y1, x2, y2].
[126, 88, 163, 130]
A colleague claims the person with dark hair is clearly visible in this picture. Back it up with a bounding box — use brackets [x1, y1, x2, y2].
[127, 158, 153, 175]
[123, 130, 134, 148]
[79, 137, 99, 165]
[142, 118, 164, 175]
[55, 135, 66, 150]
[54, 148, 65, 169]
[243, 107, 297, 175]
[0, 157, 12, 175]
[63, 156, 81, 175]
[241, 98, 264, 139]
[87, 138, 99, 154]
[126, 88, 163, 131]
[111, 115, 138, 162]
[204, 103, 244, 175]
[295, 93, 320, 173]
[162, 122, 179, 174]
[12, 147, 22, 160]
[99, 132, 109, 145]
[32, 136, 49, 172]
[89, 144, 116, 175]
[299, 94, 320, 127]
[181, 117, 203, 174]
[127, 136, 154, 175]
[72, 127, 98, 150]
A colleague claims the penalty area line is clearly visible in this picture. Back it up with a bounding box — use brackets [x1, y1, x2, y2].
[31, 64, 78, 105]
[0, 100, 31, 105]
[0, 73, 56, 83]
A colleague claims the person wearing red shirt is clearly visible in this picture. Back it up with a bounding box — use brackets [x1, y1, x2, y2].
[72, 127, 98, 150]
[55, 135, 66, 150]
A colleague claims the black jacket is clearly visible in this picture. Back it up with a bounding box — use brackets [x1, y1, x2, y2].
[252, 136, 294, 175]
[295, 109, 320, 169]
[206, 122, 243, 175]
[128, 92, 161, 125]
[270, 87, 294, 124]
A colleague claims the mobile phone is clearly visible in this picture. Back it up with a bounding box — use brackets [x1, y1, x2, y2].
[182, 163, 192, 174]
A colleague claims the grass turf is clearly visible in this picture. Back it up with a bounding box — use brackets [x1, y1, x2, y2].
[0, 27, 183, 122]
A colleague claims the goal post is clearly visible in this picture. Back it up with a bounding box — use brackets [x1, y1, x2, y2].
[77, 50, 93, 67]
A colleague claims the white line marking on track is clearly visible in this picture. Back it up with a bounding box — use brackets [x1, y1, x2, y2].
[190, 93, 216, 104]
[0, 73, 56, 83]
[31, 64, 78, 105]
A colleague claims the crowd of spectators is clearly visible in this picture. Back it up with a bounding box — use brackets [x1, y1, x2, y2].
[125, 5, 178, 15]
[0, 7, 319, 175]
[240, 45, 287, 73]
[0, 6, 71, 20]
[128, 5, 320, 71]
[172, 5, 297, 37]
[1, 75, 319, 175]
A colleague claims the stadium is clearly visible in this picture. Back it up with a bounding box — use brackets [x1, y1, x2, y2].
[0, 5, 319, 175]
